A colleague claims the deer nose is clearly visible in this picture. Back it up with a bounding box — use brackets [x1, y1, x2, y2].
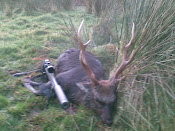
[105, 119, 113, 125]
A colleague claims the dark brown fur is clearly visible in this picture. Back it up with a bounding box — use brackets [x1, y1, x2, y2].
[21, 21, 135, 126]
[44, 48, 116, 125]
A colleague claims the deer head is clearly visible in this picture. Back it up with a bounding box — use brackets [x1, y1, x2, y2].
[78, 20, 135, 125]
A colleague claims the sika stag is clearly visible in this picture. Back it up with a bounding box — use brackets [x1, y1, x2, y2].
[23, 20, 135, 125]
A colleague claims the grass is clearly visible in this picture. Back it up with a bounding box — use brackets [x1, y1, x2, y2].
[0, 6, 99, 131]
[0, 0, 175, 130]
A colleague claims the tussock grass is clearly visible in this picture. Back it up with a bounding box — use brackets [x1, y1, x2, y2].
[108, 0, 175, 130]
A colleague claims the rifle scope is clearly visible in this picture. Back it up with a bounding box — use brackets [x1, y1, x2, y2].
[43, 59, 70, 110]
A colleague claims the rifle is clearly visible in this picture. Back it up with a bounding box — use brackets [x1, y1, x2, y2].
[42, 59, 70, 110]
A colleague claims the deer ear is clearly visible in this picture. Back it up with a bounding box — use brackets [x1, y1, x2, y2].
[110, 76, 126, 86]
[110, 79, 120, 86]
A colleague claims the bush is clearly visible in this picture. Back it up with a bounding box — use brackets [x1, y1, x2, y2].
[62, 0, 73, 10]
[0, 0, 74, 16]
[85, 0, 123, 16]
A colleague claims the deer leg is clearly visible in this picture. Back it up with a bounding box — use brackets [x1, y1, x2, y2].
[23, 78, 47, 96]
[23, 82, 42, 95]
[41, 85, 55, 108]
[28, 73, 48, 84]
[13, 69, 41, 77]
[23, 78, 55, 108]
[23, 78, 41, 86]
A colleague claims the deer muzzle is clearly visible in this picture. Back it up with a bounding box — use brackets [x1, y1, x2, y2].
[100, 105, 113, 125]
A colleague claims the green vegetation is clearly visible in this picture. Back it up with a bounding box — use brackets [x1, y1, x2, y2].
[113, 0, 175, 130]
[0, 0, 174, 130]
[0, 95, 8, 109]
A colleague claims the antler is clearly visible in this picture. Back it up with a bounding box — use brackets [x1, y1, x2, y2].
[110, 23, 135, 83]
[78, 20, 99, 86]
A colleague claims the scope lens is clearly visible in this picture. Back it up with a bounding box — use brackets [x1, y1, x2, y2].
[48, 67, 54, 73]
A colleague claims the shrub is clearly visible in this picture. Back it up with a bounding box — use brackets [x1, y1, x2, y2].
[0, 0, 74, 16]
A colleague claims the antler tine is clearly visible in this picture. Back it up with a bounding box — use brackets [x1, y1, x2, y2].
[123, 23, 135, 60]
[126, 23, 135, 48]
[78, 20, 91, 50]
[78, 20, 99, 86]
[110, 23, 135, 82]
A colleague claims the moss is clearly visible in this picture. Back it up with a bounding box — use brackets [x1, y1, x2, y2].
[15, 18, 30, 25]
[34, 30, 49, 36]
[8, 102, 28, 117]
[34, 14, 57, 23]
[0, 95, 8, 109]
[0, 46, 18, 55]
[0, 113, 9, 124]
